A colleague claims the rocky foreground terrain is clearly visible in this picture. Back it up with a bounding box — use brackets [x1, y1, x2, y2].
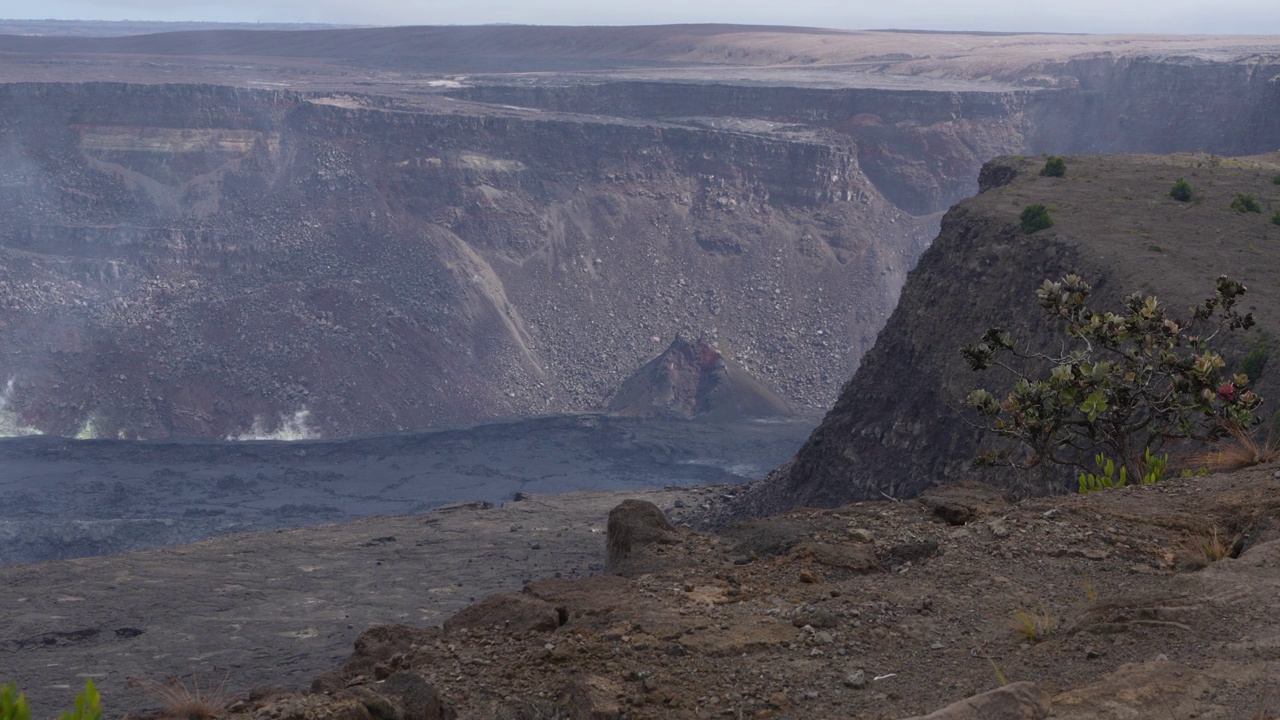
[5, 467, 1278, 719]
[1, 26, 1279, 437]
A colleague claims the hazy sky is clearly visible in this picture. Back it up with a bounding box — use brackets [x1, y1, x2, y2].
[3, 0, 1279, 34]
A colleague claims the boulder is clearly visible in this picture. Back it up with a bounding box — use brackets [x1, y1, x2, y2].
[604, 499, 677, 573]
[442, 592, 560, 635]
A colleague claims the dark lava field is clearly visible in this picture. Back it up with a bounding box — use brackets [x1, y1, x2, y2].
[0, 412, 817, 564]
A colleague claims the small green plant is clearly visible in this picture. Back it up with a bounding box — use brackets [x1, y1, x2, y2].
[1, 682, 100, 720]
[1272, 210, 1280, 226]
[1079, 453, 1126, 493]
[1039, 156, 1066, 178]
[1019, 203, 1054, 233]
[59, 681, 101, 720]
[1078, 449, 1168, 493]
[1169, 178, 1193, 202]
[1273, 173, 1280, 185]
[1010, 607, 1057, 642]
[1232, 194, 1263, 213]
[1, 684, 30, 720]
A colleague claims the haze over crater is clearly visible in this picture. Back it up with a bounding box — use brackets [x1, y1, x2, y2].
[1, 24, 1278, 439]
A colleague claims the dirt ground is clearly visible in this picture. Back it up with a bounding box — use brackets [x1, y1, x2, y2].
[0, 484, 738, 715]
[287, 465, 1280, 719]
[10, 463, 1268, 719]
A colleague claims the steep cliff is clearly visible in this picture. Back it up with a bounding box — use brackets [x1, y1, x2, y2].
[741, 152, 1280, 513]
[2, 27, 1280, 439]
[0, 83, 930, 438]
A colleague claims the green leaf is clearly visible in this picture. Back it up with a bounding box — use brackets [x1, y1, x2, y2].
[1080, 391, 1108, 422]
[1, 684, 31, 720]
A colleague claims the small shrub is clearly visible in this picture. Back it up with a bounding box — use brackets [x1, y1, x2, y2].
[1169, 178, 1193, 202]
[964, 275, 1261, 483]
[1272, 209, 1280, 226]
[1019, 203, 1054, 233]
[1039, 156, 1066, 177]
[1232, 194, 1263, 213]
[1010, 607, 1057, 642]
[1273, 173, 1280, 185]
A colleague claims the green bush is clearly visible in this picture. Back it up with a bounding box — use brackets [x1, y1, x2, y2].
[1019, 204, 1054, 233]
[1273, 173, 1280, 185]
[1039, 156, 1066, 178]
[963, 275, 1261, 484]
[1272, 209, 1280, 226]
[1231, 194, 1262, 213]
[1169, 178, 1193, 202]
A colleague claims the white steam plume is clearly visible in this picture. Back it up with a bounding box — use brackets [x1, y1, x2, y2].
[229, 408, 319, 441]
[0, 378, 41, 437]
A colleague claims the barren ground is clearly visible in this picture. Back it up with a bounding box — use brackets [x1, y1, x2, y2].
[5, 467, 1279, 719]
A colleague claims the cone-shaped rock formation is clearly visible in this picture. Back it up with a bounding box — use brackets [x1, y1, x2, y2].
[608, 336, 792, 420]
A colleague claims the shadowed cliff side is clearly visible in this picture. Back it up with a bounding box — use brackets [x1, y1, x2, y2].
[734, 152, 1280, 517]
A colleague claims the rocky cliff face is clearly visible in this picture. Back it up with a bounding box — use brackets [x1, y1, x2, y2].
[741, 151, 1280, 514]
[0, 83, 930, 438]
[2, 31, 1279, 439]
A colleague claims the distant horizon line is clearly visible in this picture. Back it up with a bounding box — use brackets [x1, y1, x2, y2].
[0, 18, 1265, 37]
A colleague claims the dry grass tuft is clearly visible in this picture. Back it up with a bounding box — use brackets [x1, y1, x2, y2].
[1183, 424, 1280, 473]
[1079, 575, 1098, 605]
[1176, 526, 1234, 571]
[1010, 607, 1057, 643]
[126, 671, 231, 720]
